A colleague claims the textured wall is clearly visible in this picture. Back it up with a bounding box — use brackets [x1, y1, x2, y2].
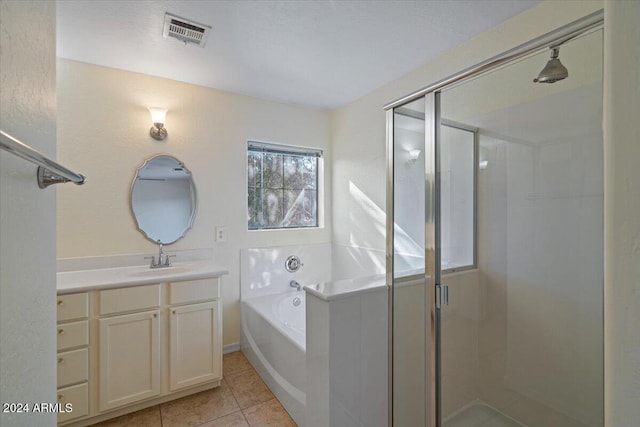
[0, 1, 57, 425]
[604, 0, 640, 424]
[330, 0, 640, 423]
[330, 0, 602, 259]
[330, 0, 611, 423]
[56, 60, 332, 347]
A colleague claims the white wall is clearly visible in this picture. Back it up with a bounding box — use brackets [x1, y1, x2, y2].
[51, 1, 640, 422]
[603, 0, 640, 424]
[436, 26, 605, 425]
[0, 1, 57, 426]
[476, 132, 604, 426]
[56, 60, 332, 347]
[329, 0, 640, 423]
[331, 0, 603, 255]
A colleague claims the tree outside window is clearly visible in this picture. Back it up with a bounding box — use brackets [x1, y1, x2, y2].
[248, 142, 320, 230]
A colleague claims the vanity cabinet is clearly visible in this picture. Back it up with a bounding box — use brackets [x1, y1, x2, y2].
[98, 310, 161, 411]
[57, 275, 224, 426]
[168, 278, 222, 392]
[98, 284, 162, 411]
[169, 301, 221, 391]
[56, 293, 90, 424]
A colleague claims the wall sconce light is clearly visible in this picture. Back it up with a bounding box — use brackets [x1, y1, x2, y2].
[408, 149, 421, 163]
[148, 107, 168, 141]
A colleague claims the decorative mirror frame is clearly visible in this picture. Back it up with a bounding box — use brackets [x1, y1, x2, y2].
[130, 154, 198, 245]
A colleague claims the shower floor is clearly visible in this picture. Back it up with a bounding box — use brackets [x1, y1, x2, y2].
[444, 401, 525, 427]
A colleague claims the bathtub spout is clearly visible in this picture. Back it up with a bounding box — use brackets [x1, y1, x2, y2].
[289, 280, 301, 291]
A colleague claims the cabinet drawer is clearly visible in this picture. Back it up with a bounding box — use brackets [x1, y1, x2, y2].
[57, 320, 88, 351]
[57, 382, 88, 423]
[99, 284, 160, 315]
[169, 278, 220, 305]
[58, 348, 88, 388]
[57, 293, 88, 322]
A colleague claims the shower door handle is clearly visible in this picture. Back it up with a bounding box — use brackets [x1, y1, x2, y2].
[436, 284, 449, 308]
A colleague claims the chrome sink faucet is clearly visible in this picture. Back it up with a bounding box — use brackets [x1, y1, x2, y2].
[145, 241, 176, 268]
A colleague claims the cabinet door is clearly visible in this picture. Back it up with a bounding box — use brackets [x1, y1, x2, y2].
[99, 310, 160, 411]
[169, 301, 221, 391]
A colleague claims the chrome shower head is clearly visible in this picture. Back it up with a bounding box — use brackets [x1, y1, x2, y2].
[534, 47, 568, 83]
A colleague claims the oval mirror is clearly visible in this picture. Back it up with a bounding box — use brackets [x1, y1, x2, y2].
[131, 155, 197, 244]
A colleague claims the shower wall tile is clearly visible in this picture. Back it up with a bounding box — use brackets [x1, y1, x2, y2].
[306, 286, 388, 427]
[240, 243, 331, 300]
[392, 279, 427, 427]
[358, 290, 389, 427]
[305, 293, 330, 427]
[329, 289, 388, 427]
[331, 244, 385, 281]
[476, 125, 603, 427]
[441, 270, 480, 418]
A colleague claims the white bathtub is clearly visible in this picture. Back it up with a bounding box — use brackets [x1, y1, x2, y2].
[241, 291, 307, 425]
[240, 243, 387, 426]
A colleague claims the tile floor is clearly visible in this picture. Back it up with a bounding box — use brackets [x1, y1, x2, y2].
[92, 352, 297, 427]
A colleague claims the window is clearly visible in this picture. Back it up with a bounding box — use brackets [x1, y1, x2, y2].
[440, 123, 477, 272]
[247, 141, 321, 230]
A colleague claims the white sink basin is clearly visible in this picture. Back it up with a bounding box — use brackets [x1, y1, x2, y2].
[128, 266, 191, 278]
[57, 259, 229, 294]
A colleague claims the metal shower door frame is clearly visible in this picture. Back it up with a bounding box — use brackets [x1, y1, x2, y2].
[428, 91, 442, 427]
[386, 91, 441, 427]
[385, 9, 604, 427]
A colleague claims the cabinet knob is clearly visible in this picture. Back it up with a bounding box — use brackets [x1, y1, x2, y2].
[57, 300, 64, 306]
[58, 328, 65, 335]
[172, 310, 176, 315]
[57, 394, 63, 402]
[153, 313, 157, 318]
[58, 357, 64, 364]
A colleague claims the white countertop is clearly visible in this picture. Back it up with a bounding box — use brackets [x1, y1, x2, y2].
[304, 274, 387, 301]
[57, 260, 228, 294]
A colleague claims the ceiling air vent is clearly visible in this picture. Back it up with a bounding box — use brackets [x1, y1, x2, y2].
[162, 13, 211, 47]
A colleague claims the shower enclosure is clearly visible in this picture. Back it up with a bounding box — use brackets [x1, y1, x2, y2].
[386, 11, 604, 427]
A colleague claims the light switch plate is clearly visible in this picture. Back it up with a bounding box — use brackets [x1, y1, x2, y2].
[215, 226, 227, 242]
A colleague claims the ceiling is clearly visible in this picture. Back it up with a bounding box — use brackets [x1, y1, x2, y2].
[57, 0, 540, 110]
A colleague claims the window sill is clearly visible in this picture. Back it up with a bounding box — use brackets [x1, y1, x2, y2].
[247, 226, 324, 233]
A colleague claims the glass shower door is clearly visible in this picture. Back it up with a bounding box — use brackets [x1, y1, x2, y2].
[438, 29, 604, 427]
[389, 94, 438, 427]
